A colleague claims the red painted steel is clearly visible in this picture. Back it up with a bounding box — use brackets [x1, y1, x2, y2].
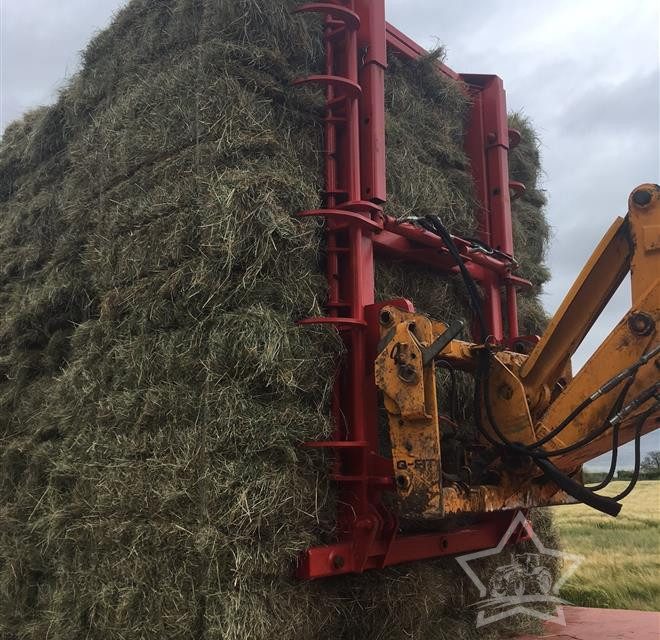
[386, 32, 527, 341]
[385, 22, 460, 80]
[518, 607, 660, 640]
[294, 0, 388, 578]
[462, 75, 515, 257]
[299, 512, 515, 579]
[294, 3, 533, 579]
[461, 74, 520, 339]
[357, 0, 388, 203]
[464, 90, 492, 245]
[378, 216, 529, 281]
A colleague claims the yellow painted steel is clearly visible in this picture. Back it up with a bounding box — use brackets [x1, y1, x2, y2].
[520, 217, 630, 404]
[375, 308, 444, 517]
[375, 184, 659, 518]
[537, 184, 660, 472]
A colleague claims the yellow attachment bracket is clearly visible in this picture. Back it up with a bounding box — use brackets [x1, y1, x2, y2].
[375, 307, 444, 518]
[482, 352, 536, 445]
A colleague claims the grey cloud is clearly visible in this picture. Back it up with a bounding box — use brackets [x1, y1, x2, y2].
[557, 71, 659, 136]
[386, 0, 513, 41]
[1, 0, 127, 130]
[589, 432, 660, 472]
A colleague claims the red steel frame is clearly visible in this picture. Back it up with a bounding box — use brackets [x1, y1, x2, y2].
[294, 1, 531, 580]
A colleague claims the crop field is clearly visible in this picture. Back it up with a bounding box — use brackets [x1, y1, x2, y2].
[550, 480, 660, 611]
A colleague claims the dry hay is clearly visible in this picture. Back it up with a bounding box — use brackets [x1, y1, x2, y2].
[0, 1, 557, 638]
[509, 112, 552, 335]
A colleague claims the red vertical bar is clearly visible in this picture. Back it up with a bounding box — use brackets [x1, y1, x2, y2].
[324, 17, 341, 316]
[353, 0, 386, 450]
[300, 0, 383, 539]
[342, 2, 368, 501]
[461, 73, 517, 341]
[463, 90, 491, 246]
[480, 76, 518, 339]
[344, 8, 362, 203]
[480, 76, 514, 257]
[357, 0, 388, 203]
[507, 285, 520, 338]
[484, 275, 504, 341]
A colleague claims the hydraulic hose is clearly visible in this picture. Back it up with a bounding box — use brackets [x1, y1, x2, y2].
[533, 402, 657, 515]
[609, 403, 658, 501]
[533, 457, 622, 516]
[530, 344, 659, 449]
[419, 216, 489, 342]
[410, 213, 659, 516]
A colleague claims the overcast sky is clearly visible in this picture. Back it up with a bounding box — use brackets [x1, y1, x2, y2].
[1, 0, 658, 470]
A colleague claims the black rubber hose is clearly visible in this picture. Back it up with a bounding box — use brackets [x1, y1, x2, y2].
[425, 216, 489, 342]
[587, 426, 620, 491]
[412, 213, 657, 515]
[414, 214, 659, 460]
[529, 344, 659, 448]
[533, 457, 622, 516]
[480, 345, 657, 453]
[586, 377, 634, 491]
[483, 373, 659, 459]
[609, 404, 658, 501]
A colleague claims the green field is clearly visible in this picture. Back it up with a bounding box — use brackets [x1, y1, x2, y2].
[550, 480, 660, 611]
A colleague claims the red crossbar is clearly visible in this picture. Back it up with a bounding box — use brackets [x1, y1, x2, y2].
[385, 22, 459, 80]
[299, 511, 516, 579]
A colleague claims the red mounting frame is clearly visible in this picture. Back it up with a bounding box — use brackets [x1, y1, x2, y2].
[294, 1, 531, 580]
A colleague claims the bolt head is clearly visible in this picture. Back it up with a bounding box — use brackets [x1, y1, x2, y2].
[398, 365, 418, 384]
[396, 473, 411, 491]
[632, 189, 653, 207]
[513, 341, 529, 354]
[379, 310, 392, 326]
[628, 312, 655, 337]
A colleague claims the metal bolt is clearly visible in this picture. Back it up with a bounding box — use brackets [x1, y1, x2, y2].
[396, 474, 410, 490]
[632, 189, 652, 207]
[332, 554, 345, 570]
[398, 364, 418, 384]
[380, 310, 392, 326]
[513, 341, 528, 354]
[628, 312, 655, 337]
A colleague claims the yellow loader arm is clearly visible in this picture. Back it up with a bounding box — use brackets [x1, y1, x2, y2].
[376, 184, 659, 519]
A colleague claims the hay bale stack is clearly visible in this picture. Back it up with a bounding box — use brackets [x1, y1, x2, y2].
[509, 112, 552, 334]
[0, 1, 557, 638]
